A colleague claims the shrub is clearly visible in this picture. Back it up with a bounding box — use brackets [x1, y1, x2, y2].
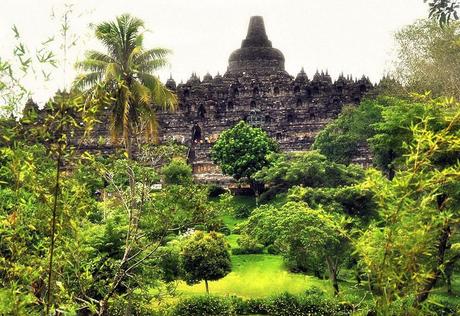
[266, 244, 280, 255]
[232, 222, 246, 234]
[109, 293, 153, 316]
[228, 295, 249, 315]
[172, 296, 236, 316]
[234, 205, 252, 219]
[246, 298, 270, 314]
[218, 225, 232, 236]
[193, 224, 206, 231]
[265, 291, 353, 316]
[162, 158, 193, 185]
[168, 293, 355, 316]
[232, 235, 264, 255]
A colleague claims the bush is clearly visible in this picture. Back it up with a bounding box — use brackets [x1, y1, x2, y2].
[266, 244, 280, 255]
[228, 295, 249, 315]
[172, 296, 236, 316]
[162, 158, 193, 185]
[234, 205, 252, 219]
[232, 222, 246, 234]
[246, 297, 270, 314]
[424, 299, 459, 315]
[265, 291, 352, 316]
[218, 225, 231, 236]
[232, 235, 264, 255]
[168, 292, 355, 316]
[109, 293, 153, 316]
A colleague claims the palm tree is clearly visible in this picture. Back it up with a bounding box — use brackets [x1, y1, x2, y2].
[74, 14, 177, 159]
[74, 16, 177, 314]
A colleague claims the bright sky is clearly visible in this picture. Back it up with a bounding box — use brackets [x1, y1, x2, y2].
[0, 0, 428, 106]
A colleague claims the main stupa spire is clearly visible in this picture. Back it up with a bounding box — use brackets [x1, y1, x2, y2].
[242, 16, 271, 48]
[226, 16, 286, 75]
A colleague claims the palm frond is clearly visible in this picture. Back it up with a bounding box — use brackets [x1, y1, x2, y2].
[85, 50, 116, 64]
[105, 63, 122, 81]
[73, 72, 103, 90]
[139, 106, 160, 143]
[132, 81, 152, 105]
[134, 48, 171, 66]
[138, 73, 177, 111]
[75, 59, 108, 73]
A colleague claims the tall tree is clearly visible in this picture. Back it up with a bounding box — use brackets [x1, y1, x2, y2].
[74, 14, 177, 159]
[74, 15, 177, 315]
[392, 19, 460, 100]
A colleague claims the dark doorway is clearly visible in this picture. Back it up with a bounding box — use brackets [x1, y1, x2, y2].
[192, 124, 202, 142]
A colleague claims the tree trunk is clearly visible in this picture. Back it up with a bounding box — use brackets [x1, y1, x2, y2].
[249, 179, 264, 203]
[326, 256, 339, 296]
[205, 279, 209, 294]
[447, 272, 452, 294]
[46, 150, 61, 315]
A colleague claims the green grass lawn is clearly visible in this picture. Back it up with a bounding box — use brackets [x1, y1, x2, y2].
[174, 195, 349, 299]
[176, 254, 331, 298]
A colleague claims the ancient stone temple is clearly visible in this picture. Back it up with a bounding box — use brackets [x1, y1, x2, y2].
[21, 16, 374, 184]
[157, 16, 373, 183]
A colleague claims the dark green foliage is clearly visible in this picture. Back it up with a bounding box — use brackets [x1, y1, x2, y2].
[181, 231, 232, 290]
[246, 297, 271, 314]
[211, 121, 277, 181]
[233, 204, 252, 219]
[288, 185, 377, 220]
[172, 295, 236, 316]
[242, 204, 280, 246]
[314, 96, 456, 178]
[266, 244, 280, 255]
[313, 101, 382, 164]
[425, 0, 459, 27]
[171, 291, 353, 316]
[108, 292, 154, 316]
[161, 158, 193, 185]
[368, 96, 448, 177]
[265, 292, 352, 316]
[156, 243, 183, 283]
[148, 184, 222, 235]
[255, 151, 365, 198]
[208, 184, 227, 197]
[218, 225, 232, 236]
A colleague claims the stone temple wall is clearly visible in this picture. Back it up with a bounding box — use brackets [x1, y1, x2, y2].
[156, 16, 374, 183]
[22, 16, 375, 185]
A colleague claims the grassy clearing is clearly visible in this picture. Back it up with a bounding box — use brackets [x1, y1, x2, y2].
[176, 254, 331, 298]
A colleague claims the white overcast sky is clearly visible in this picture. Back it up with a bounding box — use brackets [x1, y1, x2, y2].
[0, 0, 428, 105]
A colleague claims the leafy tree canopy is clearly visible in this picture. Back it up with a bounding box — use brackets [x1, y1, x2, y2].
[211, 121, 277, 181]
[255, 151, 364, 191]
[181, 231, 231, 293]
[312, 100, 382, 165]
[392, 19, 460, 100]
